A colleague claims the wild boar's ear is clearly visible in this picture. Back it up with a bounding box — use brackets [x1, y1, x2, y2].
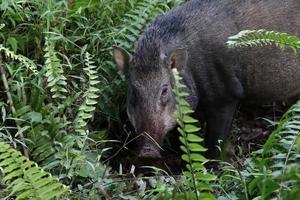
[169, 48, 187, 70]
[112, 45, 132, 75]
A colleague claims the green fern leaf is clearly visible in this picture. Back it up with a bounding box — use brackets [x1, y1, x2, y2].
[75, 52, 100, 135]
[228, 29, 300, 53]
[44, 38, 67, 100]
[187, 134, 203, 142]
[173, 68, 215, 199]
[0, 44, 38, 74]
[0, 141, 70, 199]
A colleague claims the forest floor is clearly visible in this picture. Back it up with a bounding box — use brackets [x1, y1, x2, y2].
[107, 101, 292, 176]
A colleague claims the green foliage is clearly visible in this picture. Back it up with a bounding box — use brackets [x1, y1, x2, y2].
[172, 68, 216, 200]
[227, 29, 300, 53]
[0, 0, 185, 199]
[219, 101, 300, 200]
[220, 30, 300, 200]
[75, 52, 100, 135]
[44, 38, 68, 100]
[0, 43, 37, 74]
[0, 141, 69, 200]
[252, 100, 300, 199]
[1, 0, 298, 199]
[115, 0, 184, 49]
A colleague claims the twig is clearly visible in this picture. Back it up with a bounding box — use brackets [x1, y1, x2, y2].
[99, 184, 112, 200]
[0, 63, 29, 159]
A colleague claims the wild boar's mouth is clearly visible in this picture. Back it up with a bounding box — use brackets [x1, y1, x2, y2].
[137, 132, 163, 160]
[137, 111, 176, 160]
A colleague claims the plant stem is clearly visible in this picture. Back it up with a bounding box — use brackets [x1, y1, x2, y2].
[173, 69, 199, 200]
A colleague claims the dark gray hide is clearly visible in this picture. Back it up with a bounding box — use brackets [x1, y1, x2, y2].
[113, 0, 300, 160]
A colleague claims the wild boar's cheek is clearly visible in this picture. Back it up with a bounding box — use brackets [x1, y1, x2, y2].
[127, 107, 138, 130]
[162, 109, 177, 133]
[140, 117, 163, 143]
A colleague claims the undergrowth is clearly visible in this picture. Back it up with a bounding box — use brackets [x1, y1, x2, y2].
[219, 30, 300, 200]
[0, 0, 299, 199]
[0, 141, 69, 200]
[0, 0, 185, 199]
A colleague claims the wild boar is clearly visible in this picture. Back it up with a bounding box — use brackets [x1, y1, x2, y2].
[113, 0, 300, 160]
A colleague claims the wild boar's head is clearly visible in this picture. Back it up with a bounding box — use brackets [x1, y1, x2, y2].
[113, 44, 187, 161]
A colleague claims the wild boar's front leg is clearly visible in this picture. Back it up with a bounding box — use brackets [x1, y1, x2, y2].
[204, 101, 238, 158]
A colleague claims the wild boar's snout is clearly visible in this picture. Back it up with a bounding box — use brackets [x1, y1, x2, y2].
[135, 112, 166, 160]
[138, 141, 162, 160]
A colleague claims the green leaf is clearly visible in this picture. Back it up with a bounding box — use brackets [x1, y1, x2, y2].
[196, 173, 217, 181]
[183, 115, 198, 123]
[181, 154, 189, 162]
[191, 153, 207, 162]
[176, 118, 184, 128]
[178, 91, 189, 97]
[197, 182, 213, 191]
[44, 189, 70, 200]
[183, 171, 193, 178]
[89, 80, 100, 85]
[32, 177, 54, 189]
[7, 37, 18, 52]
[16, 189, 34, 200]
[78, 165, 90, 178]
[180, 145, 188, 153]
[87, 92, 99, 99]
[27, 112, 43, 123]
[178, 128, 186, 137]
[12, 184, 32, 194]
[31, 171, 48, 182]
[38, 183, 64, 196]
[0, 157, 15, 167]
[188, 143, 207, 152]
[187, 134, 203, 142]
[180, 106, 193, 114]
[179, 136, 186, 146]
[199, 192, 217, 200]
[3, 163, 19, 173]
[177, 98, 189, 106]
[192, 162, 205, 171]
[184, 124, 201, 133]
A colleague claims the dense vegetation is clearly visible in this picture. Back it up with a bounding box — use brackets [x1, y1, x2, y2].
[0, 1, 299, 199]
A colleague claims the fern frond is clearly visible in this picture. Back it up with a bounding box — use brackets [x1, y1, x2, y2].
[262, 100, 300, 198]
[115, 0, 183, 50]
[221, 30, 300, 199]
[172, 69, 216, 200]
[115, 0, 159, 49]
[75, 52, 100, 135]
[227, 30, 300, 53]
[44, 38, 68, 100]
[0, 141, 70, 200]
[0, 44, 38, 74]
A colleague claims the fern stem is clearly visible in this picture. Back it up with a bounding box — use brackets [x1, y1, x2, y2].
[173, 69, 199, 200]
[181, 116, 199, 200]
[0, 63, 29, 159]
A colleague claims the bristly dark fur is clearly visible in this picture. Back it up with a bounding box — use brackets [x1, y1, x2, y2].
[131, 0, 216, 73]
[132, 7, 186, 73]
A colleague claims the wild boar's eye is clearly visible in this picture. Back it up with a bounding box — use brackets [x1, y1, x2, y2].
[161, 84, 169, 97]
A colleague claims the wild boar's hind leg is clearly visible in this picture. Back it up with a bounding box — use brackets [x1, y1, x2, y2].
[204, 101, 238, 158]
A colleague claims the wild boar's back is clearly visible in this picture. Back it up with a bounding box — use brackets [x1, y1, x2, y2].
[138, 0, 300, 103]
